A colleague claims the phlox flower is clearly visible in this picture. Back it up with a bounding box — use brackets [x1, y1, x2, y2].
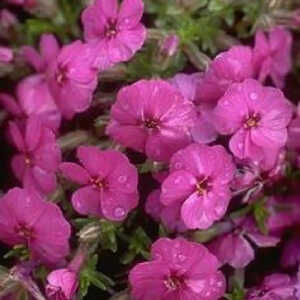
[253, 26, 292, 89]
[9, 117, 61, 195]
[129, 237, 226, 300]
[0, 188, 71, 265]
[107, 79, 197, 162]
[213, 79, 293, 163]
[0, 46, 13, 63]
[161, 143, 235, 229]
[60, 146, 138, 221]
[81, 0, 146, 70]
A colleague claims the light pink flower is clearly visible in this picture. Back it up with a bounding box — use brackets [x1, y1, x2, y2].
[145, 189, 187, 232]
[81, 0, 146, 70]
[47, 40, 99, 119]
[9, 117, 61, 195]
[196, 46, 254, 104]
[0, 9, 18, 30]
[0, 74, 61, 132]
[107, 79, 197, 162]
[0, 46, 13, 63]
[213, 79, 293, 163]
[253, 27, 292, 89]
[46, 269, 78, 300]
[0, 188, 71, 265]
[247, 273, 299, 300]
[22, 34, 60, 73]
[161, 143, 235, 229]
[170, 73, 218, 144]
[209, 218, 279, 269]
[60, 146, 138, 221]
[129, 237, 226, 300]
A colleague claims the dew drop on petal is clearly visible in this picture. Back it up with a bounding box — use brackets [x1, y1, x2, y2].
[250, 92, 258, 100]
[118, 175, 127, 183]
[174, 176, 182, 184]
[238, 143, 243, 150]
[114, 207, 126, 218]
[178, 254, 186, 262]
[174, 162, 182, 169]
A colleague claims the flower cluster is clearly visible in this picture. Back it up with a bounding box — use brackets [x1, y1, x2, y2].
[0, 0, 300, 299]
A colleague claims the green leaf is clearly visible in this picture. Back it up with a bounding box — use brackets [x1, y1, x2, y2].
[99, 220, 120, 253]
[253, 198, 270, 235]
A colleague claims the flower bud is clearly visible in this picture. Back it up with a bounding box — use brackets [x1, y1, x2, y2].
[46, 269, 78, 300]
[0, 47, 13, 63]
[160, 35, 179, 57]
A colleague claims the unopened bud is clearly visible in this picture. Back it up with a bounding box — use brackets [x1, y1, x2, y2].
[160, 35, 180, 57]
[78, 221, 101, 243]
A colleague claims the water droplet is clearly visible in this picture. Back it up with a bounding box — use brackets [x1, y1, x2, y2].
[178, 254, 186, 262]
[250, 92, 258, 100]
[174, 176, 182, 184]
[124, 18, 130, 24]
[223, 101, 229, 106]
[114, 207, 126, 218]
[238, 143, 243, 150]
[118, 175, 127, 183]
[174, 162, 182, 169]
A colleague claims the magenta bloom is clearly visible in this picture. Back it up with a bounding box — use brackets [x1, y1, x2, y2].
[145, 189, 187, 232]
[0, 46, 13, 63]
[170, 73, 218, 144]
[129, 237, 226, 300]
[60, 146, 138, 221]
[46, 269, 78, 300]
[81, 0, 146, 70]
[0, 188, 71, 265]
[196, 46, 254, 103]
[161, 143, 235, 229]
[107, 79, 197, 162]
[47, 40, 99, 119]
[22, 34, 60, 73]
[0, 74, 61, 132]
[247, 273, 299, 300]
[253, 27, 292, 89]
[209, 218, 279, 269]
[213, 79, 293, 162]
[9, 117, 61, 195]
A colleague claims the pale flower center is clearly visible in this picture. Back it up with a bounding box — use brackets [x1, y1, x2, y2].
[144, 119, 159, 129]
[196, 177, 210, 195]
[105, 19, 118, 38]
[55, 64, 69, 85]
[164, 275, 183, 290]
[15, 223, 34, 240]
[244, 113, 260, 129]
[90, 177, 106, 190]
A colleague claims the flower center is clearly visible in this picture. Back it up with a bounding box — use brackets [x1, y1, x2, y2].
[105, 19, 118, 38]
[144, 119, 159, 129]
[24, 155, 31, 166]
[15, 223, 34, 240]
[244, 113, 260, 129]
[55, 64, 69, 85]
[164, 275, 182, 290]
[90, 177, 106, 190]
[196, 177, 210, 195]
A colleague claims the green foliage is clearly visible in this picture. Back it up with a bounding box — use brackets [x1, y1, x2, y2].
[121, 227, 151, 265]
[99, 220, 121, 253]
[79, 255, 115, 299]
[4, 245, 29, 261]
[225, 286, 246, 300]
[253, 198, 270, 235]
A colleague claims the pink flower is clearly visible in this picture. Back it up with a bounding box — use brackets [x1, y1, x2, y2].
[208, 218, 279, 269]
[196, 46, 254, 104]
[0, 9, 18, 30]
[129, 237, 226, 300]
[170, 73, 218, 144]
[161, 143, 235, 229]
[213, 79, 293, 163]
[287, 106, 300, 150]
[253, 27, 292, 89]
[0, 188, 71, 265]
[0, 46, 13, 63]
[145, 189, 187, 232]
[46, 269, 78, 300]
[9, 117, 61, 195]
[60, 146, 138, 221]
[247, 273, 299, 300]
[46, 40, 99, 119]
[0, 74, 61, 132]
[107, 79, 197, 162]
[22, 34, 60, 73]
[81, 0, 146, 70]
